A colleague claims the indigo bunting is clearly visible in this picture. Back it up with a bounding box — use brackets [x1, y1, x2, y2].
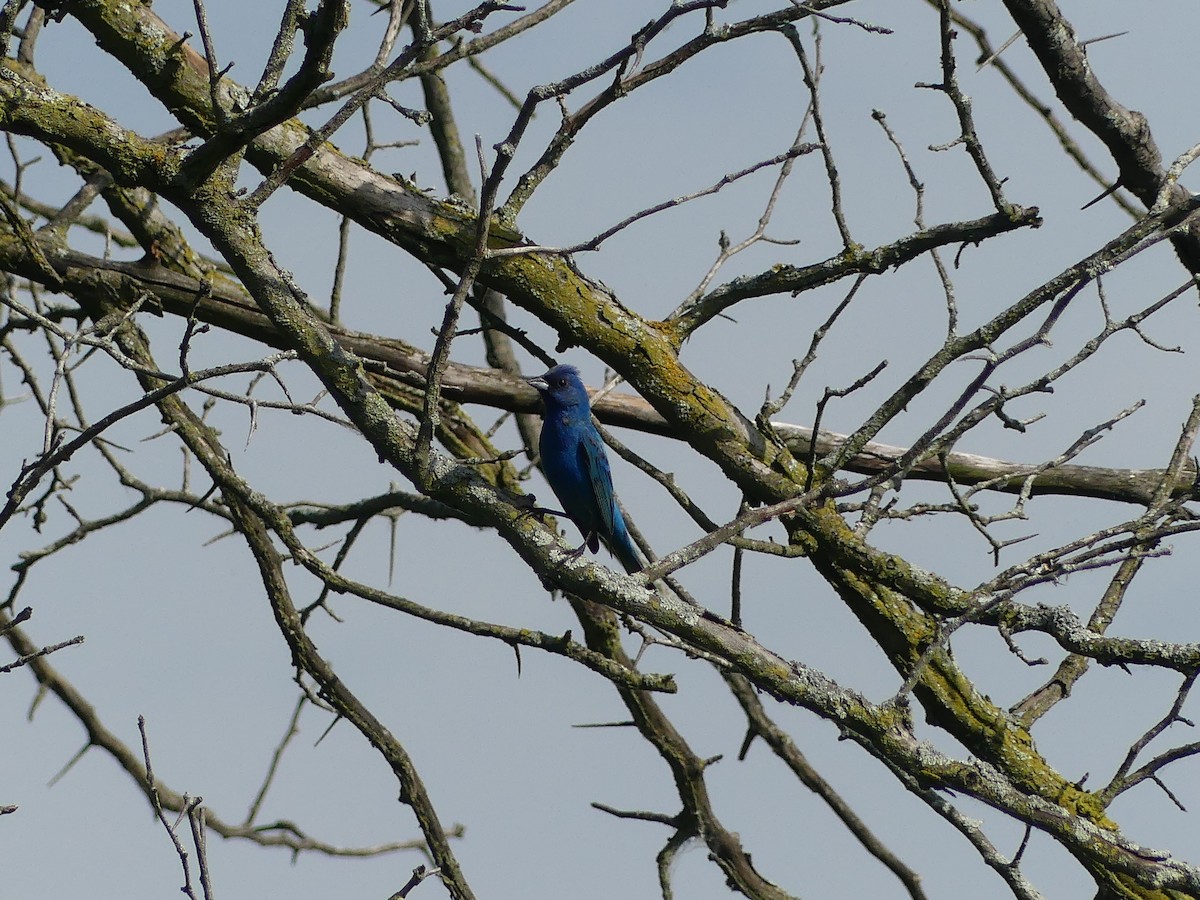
[527, 365, 642, 573]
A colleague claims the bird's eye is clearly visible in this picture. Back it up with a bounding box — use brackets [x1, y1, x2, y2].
[556, 378, 567, 387]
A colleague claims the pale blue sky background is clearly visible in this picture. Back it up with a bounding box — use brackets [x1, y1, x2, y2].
[4, 2, 1200, 898]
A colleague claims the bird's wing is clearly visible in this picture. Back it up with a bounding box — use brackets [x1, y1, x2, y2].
[578, 427, 619, 544]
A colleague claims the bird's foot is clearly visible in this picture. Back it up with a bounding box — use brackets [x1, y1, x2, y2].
[514, 493, 568, 524]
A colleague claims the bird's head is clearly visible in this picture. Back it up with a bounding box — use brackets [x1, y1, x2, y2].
[527, 364, 589, 411]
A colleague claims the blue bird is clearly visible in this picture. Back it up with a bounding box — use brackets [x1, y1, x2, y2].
[527, 364, 642, 573]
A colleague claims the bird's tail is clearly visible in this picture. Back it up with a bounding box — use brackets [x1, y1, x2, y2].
[606, 527, 644, 574]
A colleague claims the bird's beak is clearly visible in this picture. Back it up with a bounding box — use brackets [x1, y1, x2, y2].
[526, 374, 548, 392]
